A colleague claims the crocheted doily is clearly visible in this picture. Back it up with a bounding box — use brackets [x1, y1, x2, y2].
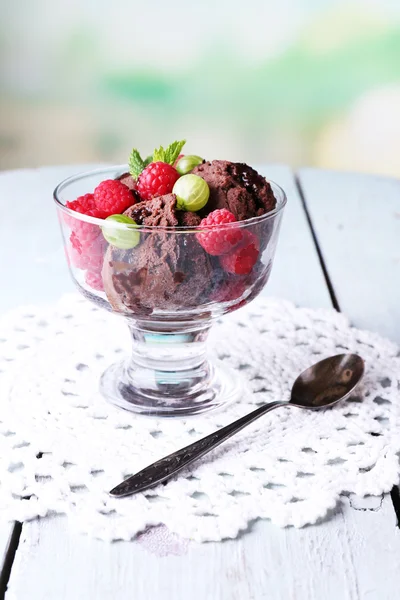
[1, 294, 399, 542]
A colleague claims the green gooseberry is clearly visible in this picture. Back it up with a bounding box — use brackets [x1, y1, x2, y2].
[176, 155, 204, 175]
[173, 174, 210, 212]
[102, 214, 140, 249]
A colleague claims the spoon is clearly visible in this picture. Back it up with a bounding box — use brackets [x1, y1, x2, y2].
[109, 353, 364, 498]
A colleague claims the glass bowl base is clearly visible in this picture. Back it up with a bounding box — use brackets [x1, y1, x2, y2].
[100, 360, 242, 417]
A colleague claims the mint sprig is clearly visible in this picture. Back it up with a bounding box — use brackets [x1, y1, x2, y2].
[152, 145, 166, 162]
[128, 140, 186, 177]
[152, 140, 186, 165]
[128, 148, 145, 179]
[165, 140, 186, 164]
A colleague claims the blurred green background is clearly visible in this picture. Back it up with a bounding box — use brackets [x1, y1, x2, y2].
[1, 0, 400, 176]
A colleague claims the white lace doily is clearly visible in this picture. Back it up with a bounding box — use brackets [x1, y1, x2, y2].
[1, 294, 399, 542]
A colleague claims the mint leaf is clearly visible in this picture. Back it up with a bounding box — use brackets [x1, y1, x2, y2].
[129, 149, 145, 179]
[152, 145, 165, 162]
[164, 140, 186, 165]
[144, 154, 153, 166]
[149, 140, 186, 165]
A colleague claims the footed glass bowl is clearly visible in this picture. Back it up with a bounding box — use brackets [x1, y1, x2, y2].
[54, 166, 286, 416]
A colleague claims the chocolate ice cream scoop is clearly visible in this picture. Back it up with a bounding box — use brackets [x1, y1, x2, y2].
[125, 194, 179, 227]
[124, 194, 201, 228]
[192, 160, 276, 221]
[102, 194, 213, 315]
[177, 211, 202, 227]
[116, 172, 137, 191]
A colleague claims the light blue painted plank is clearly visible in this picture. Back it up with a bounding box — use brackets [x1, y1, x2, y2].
[298, 168, 400, 342]
[8, 497, 400, 600]
[258, 164, 331, 308]
[0, 165, 97, 312]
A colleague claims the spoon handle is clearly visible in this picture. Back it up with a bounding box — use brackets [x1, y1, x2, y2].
[109, 400, 287, 498]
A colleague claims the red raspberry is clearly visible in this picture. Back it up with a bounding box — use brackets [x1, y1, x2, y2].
[66, 193, 109, 220]
[67, 193, 95, 212]
[69, 231, 107, 272]
[94, 180, 135, 214]
[67, 194, 109, 221]
[66, 194, 108, 243]
[197, 209, 243, 256]
[85, 270, 104, 292]
[65, 193, 108, 275]
[70, 221, 100, 251]
[220, 231, 259, 275]
[66, 195, 108, 224]
[68, 234, 87, 270]
[137, 162, 180, 201]
[210, 277, 247, 303]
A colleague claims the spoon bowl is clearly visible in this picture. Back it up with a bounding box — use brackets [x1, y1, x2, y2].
[291, 353, 365, 408]
[110, 353, 365, 497]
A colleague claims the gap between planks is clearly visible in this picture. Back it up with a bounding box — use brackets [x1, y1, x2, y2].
[295, 175, 340, 311]
[0, 524, 21, 600]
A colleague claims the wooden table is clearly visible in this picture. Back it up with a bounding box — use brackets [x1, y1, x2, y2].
[1, 164, 400, 599]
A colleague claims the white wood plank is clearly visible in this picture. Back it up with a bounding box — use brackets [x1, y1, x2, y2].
[0, 164, 98, 313]
[298, 168, 400, 342]
[7, 498, 400, 600]
[258, 165, 331, 308]
[343, 495, 400, 598]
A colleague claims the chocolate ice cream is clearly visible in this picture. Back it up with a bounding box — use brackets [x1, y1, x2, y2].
[124, 194, 201, 228]
[126, 194, 178, 227]
[116, 172, 136, 191]
[102, 194, 212, 315]
[192, 160, 276, 220]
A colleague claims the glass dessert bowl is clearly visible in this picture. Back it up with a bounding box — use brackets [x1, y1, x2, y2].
[54, 151, 286, 417]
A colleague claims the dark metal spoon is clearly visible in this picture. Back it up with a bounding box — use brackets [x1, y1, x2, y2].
[109, 353, 364, 498]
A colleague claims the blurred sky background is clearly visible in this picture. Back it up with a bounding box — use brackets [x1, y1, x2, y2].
[1, 0, 400, 176]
